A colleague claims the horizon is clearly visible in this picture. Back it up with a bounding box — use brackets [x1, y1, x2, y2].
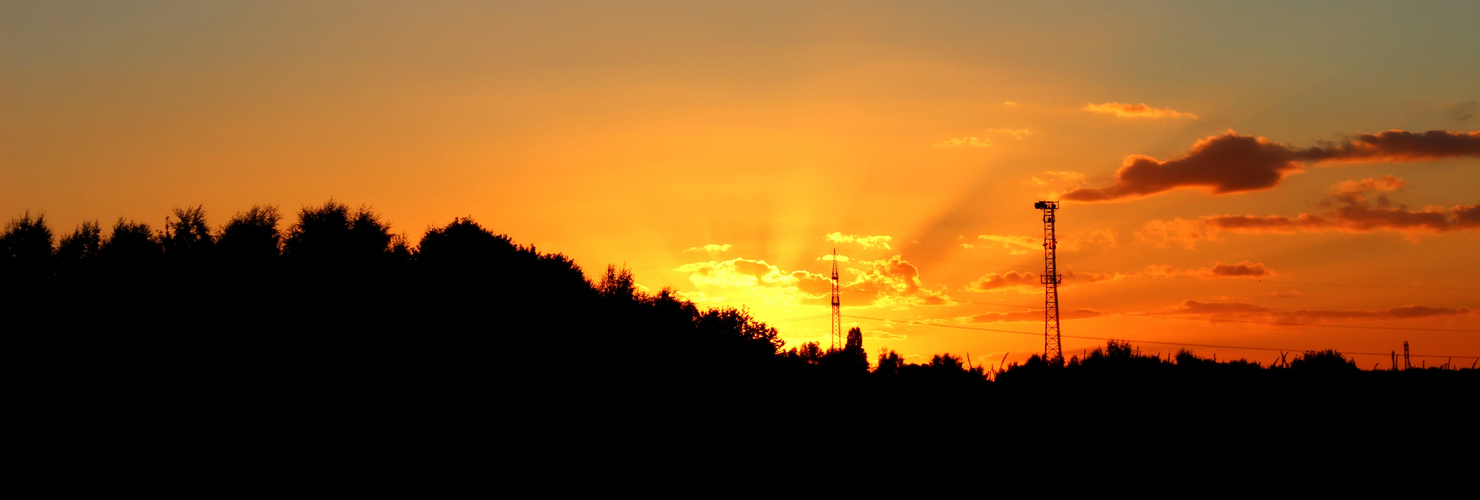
[4, 1, 1477, 368]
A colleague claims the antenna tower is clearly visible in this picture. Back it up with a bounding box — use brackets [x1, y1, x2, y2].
[1403, 341, 1411, 370]
[831, 248, 842, 351]
[1034, 201, 1064, 366]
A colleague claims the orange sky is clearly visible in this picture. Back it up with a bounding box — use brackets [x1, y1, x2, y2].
[4, 2, 1477, 368]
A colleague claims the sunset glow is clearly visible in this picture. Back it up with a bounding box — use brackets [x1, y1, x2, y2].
[4, 2, 1476, 369]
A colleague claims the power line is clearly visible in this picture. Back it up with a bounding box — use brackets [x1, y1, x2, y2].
[840, 314, 1479, 361]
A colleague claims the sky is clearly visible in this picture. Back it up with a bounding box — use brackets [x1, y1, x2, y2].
[4, 1, 1477, 369]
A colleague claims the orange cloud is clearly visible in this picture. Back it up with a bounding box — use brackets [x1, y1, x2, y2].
[1064, 130, 1480, 202]
[934, 128, 1032, 148]
[1139, 176, 1480, 247]
[1084, 102, 1199, 119]
[974, 234, 1039, 255]
[966, 271, 1040, 292]
[1144, 260, 1275, 279]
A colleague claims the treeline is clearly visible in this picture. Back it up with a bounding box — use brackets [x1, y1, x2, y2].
[2, 202, 789, 380]
[4, 202, 1473, 415]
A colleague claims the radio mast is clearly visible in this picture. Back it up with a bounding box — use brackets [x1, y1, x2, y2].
[1034, 201, 1064, 366]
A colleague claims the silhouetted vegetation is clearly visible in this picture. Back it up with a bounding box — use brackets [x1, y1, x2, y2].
[5, 202, 1474, 436]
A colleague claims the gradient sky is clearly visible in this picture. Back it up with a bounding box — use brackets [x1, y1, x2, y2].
[5, 1, 1477, 368]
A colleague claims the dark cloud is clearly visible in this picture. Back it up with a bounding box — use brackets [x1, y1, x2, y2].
[1299, 130, 1480, 163]
[1176, 301, 1273, 315]
[1064, 130, 1480, 202]
[1450, 101, 1476, 122]
[1145, 261, 1274, 279]
[1206, 261, 1272, 278]
[1141, 176, 1480, 247]
[965, 271, 1040, 292]
[1206, 176, 1475, 235]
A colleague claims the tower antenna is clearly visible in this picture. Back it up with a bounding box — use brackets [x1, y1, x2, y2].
[831, 248, 842, 351]
[1034, 201, 1064, 366]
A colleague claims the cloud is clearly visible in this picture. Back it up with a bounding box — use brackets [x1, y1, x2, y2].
[1163, 300, 1473, 324]
[674, 257, 831, 306]
[818, 253, 850, 262]
[959, 308, 1104, 323]
[970, 231, 1112, 255]
[934, 128, 1032, 148]
[1063, 130, 1480, 202]
[678, 254, 955, 309]
[864, 331, 909, 341]
[683, 243, 732, 255]
[1206, 261, 1273, 278]
[1450, 101, 1476, 122]
[1299, 130, 1480, 163]
[966, 271, 1041, 292]
[965, 269, 1126, 293]
[1086, 229, 1118, 249]
[975, 235, 1040, 255]
[843, 255, 956, 307]
[1137, 218, 1218, 249]
[1139, 176, 1480, 247]
[672, 290, 724, 304]
[826, 232, 893, 250]
[1144, 260, 1276, 279]
[1255, 290, 1304, 298]
[1083, 102, 1198, 119]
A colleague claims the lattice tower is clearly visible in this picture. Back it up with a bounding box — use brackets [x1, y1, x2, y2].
[831, 248, 842, 351]
[1035, 201, 1064, 366]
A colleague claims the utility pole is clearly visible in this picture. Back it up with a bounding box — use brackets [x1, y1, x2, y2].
[1035, 201, 1064, 366]
[831, 248, 842, 351]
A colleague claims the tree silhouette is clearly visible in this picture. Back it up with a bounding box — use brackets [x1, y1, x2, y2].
[2, 212, 54, 283]
[694, 307, 782, 361]
[283, 200, 393, 265]
[99, 218, 161, 267]
[217, 205, 282, 263]
[418, 217, 515, 268]
[56, 220, 102, 273]
[844, 326, 867, 369]
[874, 349, 904, 376]
[598, 264, 639, 301]
[162, 205, 214, 261]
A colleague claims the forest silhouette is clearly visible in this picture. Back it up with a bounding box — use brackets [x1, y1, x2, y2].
[4, 202, 1474, 439]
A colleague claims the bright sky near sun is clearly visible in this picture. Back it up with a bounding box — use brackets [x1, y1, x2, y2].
[4, 1, 1478, 368]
